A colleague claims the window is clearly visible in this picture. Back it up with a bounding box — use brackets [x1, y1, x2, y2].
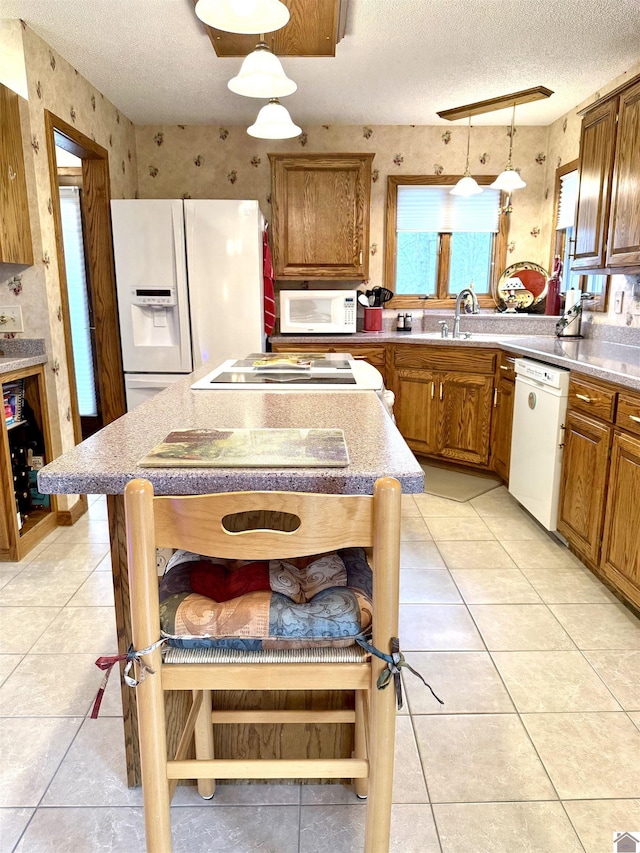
[554, 167, 582, 292]
[551, 161, 608, 312]
[58, 186, 98, 417]
[385, 176, 508, 308]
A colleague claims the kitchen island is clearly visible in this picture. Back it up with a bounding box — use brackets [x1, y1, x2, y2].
[38, 365, 423, 786]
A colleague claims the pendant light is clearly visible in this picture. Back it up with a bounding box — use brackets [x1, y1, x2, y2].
[491, 103, 526, 191]
[247, 98, 301, 139]
[450, 117, 483, 196]
[228, 41, 296, 98]
[194, 0, 290, 34]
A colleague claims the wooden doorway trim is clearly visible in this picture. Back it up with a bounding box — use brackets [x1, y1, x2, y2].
[43, 112, 126, 436]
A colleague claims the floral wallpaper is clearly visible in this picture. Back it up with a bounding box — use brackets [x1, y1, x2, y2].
[0, 23, 137, 510]
[135, 122, 550, 289]
[542, 60, 640, 329]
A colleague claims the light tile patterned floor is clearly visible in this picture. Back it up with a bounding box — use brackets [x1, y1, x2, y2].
[1, 489, 640, 852]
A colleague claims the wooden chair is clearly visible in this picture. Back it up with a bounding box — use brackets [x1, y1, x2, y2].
[125, 476, 402, 853]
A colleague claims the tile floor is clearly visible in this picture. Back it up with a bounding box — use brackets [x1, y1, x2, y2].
[1, 488, 640, 852]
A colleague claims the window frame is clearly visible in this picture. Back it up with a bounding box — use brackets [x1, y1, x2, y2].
[384, 175, 509, 310]
[550, 159, 609, 313]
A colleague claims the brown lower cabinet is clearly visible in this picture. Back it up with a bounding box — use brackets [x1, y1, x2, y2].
[601, 430, 640, 606]
[394, 369, 494, 466]
[392, 346, 496, 467]
[557, 410, 611, 565]
[273, 341, 497, 469]
[490, 376, 515, 482]
[558, 373, 640, 611]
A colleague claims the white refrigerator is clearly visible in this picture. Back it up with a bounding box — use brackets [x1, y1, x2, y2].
[110, 199, 265, 410]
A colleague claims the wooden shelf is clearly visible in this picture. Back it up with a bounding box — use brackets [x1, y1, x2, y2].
[0, 364, 57, 562]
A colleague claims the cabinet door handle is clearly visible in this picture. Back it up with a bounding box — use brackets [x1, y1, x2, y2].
[430, 381, 435, 400]
[359, 250, 363, 264]
[575, 393, 592, 402]
[493, 388, 498, 407]
[499, 364, 510, 371]
[8, 165, 17, 182]
[439, 382, 443, 401]
[630, 415, 640, 423]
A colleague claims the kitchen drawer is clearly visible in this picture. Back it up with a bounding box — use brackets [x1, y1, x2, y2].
[497, 352, 519, 381]
[568, 376, 616, 422]
[616, 392, 640, 436]
[394, 346, 495, 374]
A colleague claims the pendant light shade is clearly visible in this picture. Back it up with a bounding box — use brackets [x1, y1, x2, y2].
[491, 167, 526, 191]
[194, 0, 290, 34]
[228, 42, 296, 98]
[247, 98, 301, 139]
[491, 103, 526, 191]
[451, 117, 483, 196]
[450, 174, 483, 196]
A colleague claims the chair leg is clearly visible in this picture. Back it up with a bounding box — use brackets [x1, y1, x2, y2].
[353, 689, 369, 799]
[363, 665, 396, 853]
[137, 668, 172, 853]
[193, 689, 216, 799]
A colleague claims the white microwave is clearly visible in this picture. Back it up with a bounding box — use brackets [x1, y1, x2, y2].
[279, 290, 357, 334]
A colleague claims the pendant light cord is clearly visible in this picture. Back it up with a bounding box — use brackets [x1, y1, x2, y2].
[465, 116, 471, 169]
[507, 103, 516, 166]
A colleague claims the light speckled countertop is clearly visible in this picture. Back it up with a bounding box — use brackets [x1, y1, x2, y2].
[272, 332, 640, 391]
[0, 338, 47, 374]
[500, 337, 640, 390]
[38, 365, 424, 496]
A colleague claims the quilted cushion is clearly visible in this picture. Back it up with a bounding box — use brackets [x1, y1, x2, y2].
[159, 547, 373, 650]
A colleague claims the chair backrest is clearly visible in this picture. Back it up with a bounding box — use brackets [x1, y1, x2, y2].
[125, 478, 401, 561]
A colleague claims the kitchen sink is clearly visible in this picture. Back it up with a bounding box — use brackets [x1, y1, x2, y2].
[411, 332, 520, 342]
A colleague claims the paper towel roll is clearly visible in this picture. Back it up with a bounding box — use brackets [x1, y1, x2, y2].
[564, 288, 581, 313]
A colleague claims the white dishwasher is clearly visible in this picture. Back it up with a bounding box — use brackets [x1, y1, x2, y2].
[509, 358, 570, 531]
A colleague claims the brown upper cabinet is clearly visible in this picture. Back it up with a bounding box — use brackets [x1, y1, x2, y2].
[0, 84, 33, 266]
[573, 74, 640, 273]
[606, 78, 640, 269]
[268, 153, 374, 280]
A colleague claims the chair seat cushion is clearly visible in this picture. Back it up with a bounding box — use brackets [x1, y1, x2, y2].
[159, 548, 373, 650]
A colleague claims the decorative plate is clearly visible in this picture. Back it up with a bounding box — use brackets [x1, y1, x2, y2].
[498, 262, 549, 304]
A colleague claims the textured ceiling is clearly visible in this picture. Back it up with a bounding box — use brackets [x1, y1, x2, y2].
[3, 0, 640, 127]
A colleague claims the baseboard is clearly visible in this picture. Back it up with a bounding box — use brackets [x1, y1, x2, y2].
[56, 495, 89, 526]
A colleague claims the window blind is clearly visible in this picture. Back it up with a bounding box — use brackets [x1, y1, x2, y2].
[397, 185, 500, 233]
[556, 170, 579, 230]
[59, 187, 98, 418]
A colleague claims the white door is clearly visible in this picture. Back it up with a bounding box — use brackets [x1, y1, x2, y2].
[184, 200, 265, 367]
[111, 200, 192, 374]
[124, 373, 184, 412]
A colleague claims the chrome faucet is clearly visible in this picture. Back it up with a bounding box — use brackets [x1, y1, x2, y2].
[453, 288, 479, 338]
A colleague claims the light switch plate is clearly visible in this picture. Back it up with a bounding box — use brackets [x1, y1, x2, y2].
[0, 306, 24, 333]
[613, 290, 624, 314]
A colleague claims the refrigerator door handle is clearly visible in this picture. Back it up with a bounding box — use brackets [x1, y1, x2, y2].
[172, 201, 193, 372]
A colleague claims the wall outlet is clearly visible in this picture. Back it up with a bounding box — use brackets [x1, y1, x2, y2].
[613, 290, 624, 314]
[0, 306, 23, 332]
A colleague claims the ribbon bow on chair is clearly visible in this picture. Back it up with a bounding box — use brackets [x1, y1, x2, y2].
[90, 638, 166, 718]
[356, 636, 444, 710]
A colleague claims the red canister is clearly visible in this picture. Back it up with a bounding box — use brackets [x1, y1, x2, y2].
[364, 307, 383, 332]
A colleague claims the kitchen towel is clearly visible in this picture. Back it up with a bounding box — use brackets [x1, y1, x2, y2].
[263, 226, 276, 335]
